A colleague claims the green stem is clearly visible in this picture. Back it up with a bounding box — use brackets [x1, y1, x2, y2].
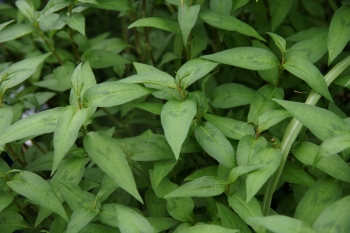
[6, 143, 26, 167]
[262, 55, 350, 216]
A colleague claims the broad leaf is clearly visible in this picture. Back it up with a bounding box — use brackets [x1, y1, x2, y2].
[166, 197, 194, 221]
[274, 99, 350, 141]
[16, 0, 35, 21]
[286, 27, 328, 42]
[38, 0, 75, 21]
[0, 191, 14, 212]
[251, 215, 316, 233]
[195, 122, 236, 168]
[327, 5, 350, 65]
[294, 177, 342, 225]
[128, 17, 180, 33]
[84, 131, 142, 203]
[257, 109, 291, 133]
[82, 49, 130, 68]
[267, 32, 286, 54]
[0, 106, 13, 132]
[96, 175, 118, 203]
[147, 217, 179, 232]
[313, 195, 350, 233]
[134, 103, 163, 115]
[211, 83, 255, 109]
[154, 160, 178, 186]
[52, 106, 88, 174]
[202, 47, 279, 71]
[283, 57, 332, 101]
[316, 132, 350, 164]
[236, 135, 267, 166]
[83, 82, 153, 108]
[66, 207, 99, 233]
[0, 20, 15, 32]
[204, 114, 255, 140]
[161, 98, 197, 159]
[116, 204, 154, 233]
[0, 107, 63, 145]
[178, 4, 200, 45]
[269, 0, 293, 31]
[164, 176, 227, 198]
[217, 202, 252, 233]
[0, 211, 29, 233]
[200, 10, 265, 41]
[0, 24, 33, 43]
[228, 164, 266, 183]
[98, 203, 119, 228]
[280, 161, 315, 187]
[7, 171, 68, 221]
[60, 13, 86, 36]
[182, 224, 239, 233]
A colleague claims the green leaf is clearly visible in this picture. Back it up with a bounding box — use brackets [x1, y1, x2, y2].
[210, 0, 232, 14]
[175, 58, 218, 89]
[316, 132, 350, 164]
[200, 10, 266, 41]
[178, 3, 200, 45]
[267, 32, 286, 54]
[82, 49, 130, 69]
[228, 164, 266, 183]
[60, 13, 86, 36]
[210, 83, 255, 109]
[0, 20, 15, 32]
[269, 0, 293, 31]
[182, 224, 239, 233]
[166, 197, 194, 221]
[286, 27, 328, 42]
[257, 109, 291, 133]
[0, 107, 63, 145]
[147, 217, 179, 232]
[204, 114, 255, 140]
[202, 47, 279, 71]
[313, 195, 350, 233]
[96, 175, 118, 203]
[164, 176, 227, 198]
[0, 24, 33, 43]
[294, 177, 342, 225]
[286, 31, 328, 63]
[66, 207, 99, 233]
[161, 98, 197, 159]
[70, 63, 84, 96]
[251, 215, 316, 233]
[1, 53, 51, 92]
[0, 210, 29, 233]
[84, 131, 143, 203]
[248, 84, 284, 125]
[52, 106, 88, 175]
[7, 171, 68, 221]
[283, 57, 332, 101]
[232, 0, 249, 11]
[217, 202, 252, 233]
[89, 0, 130, 11]
[236, 135, 267, 166]
[280, 161, 315, 187]
[0, 191, 14, 212]
[38, 0, 75, 21]
[274, 99, 350, 141]
[0, 105, 13, 132]
[134, 103, 163, 115]
[292, 142, 350, 183]
[16, 0, 35, 21]
[228, 194, 265, 233]
[150, 170, 178, 198]
[185, 166, 218, 181]
[80, 223, 118, 233]
[258, 67, 279, 87]
[195, 122, 236, 168]
[327, 5, 350, 65]
[116, 204, 154, 233]
[83, 81, 153, 108]
[154, 160, 178, 186]
[98, 204, 119, 228]
[128, 17, 180, 33]
[246, 147, 281, 202]
[89, 38, 131, 53]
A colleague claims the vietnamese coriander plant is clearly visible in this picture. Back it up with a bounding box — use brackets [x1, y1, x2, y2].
[0, 0, 350, 232]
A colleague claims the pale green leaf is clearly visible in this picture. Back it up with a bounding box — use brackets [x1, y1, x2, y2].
[236, 135, 267, 167]
[147, 217, 179, 232]
[128, 17, 180, 33]
[60, 13, 86, 36]
[66, 207, 99, 233]
[89, 0, 130, 11]
[0, 24, 33, 43]
[166, 197, 194, 221]
[80, 223, 119, 233]
[178, 4, 200, 45]
[182, 224, 238, 233]
[154, 160, 178, 186]
[267, 32, 286, 54]
[0, 191, 14, 212]
[84, 131, 142, 203]
[286, 27, 328, 42]
[16, 0, 35, 21]
[98, 203, 119, 228]
[38, 0, 75, 21]
[161, 98, 197, 159]
[7, 171, 68, 221]
[0, 105, 13, 132]
[210, 83, 255, 108]
[133, 103, 163, 115]
[116, 204, 154, 233]
[280, 161, 315, 187]
[0, 20, 15, 32]
[217, 202, 252, 233]
[82, 49, 130, 69]
[316, 132, 350, 164]
[257, 109, 291, 133]
[228, 164, 266, 183]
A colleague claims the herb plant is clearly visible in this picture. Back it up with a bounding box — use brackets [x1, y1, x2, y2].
[1, 0, 350, 232]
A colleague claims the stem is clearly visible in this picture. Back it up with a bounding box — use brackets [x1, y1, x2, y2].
[262, 55, 350, 216]
[328, 0, 338, 12]
[31, 139, 46, 154]
[101, 107, 123, 128]
[6, 143, 26, 167]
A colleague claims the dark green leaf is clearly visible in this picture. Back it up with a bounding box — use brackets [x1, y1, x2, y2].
[185, 166, 218, 181]
[228, 164, 266, 183]
[89, 0, 130, 11]
[316, 132, 350, 163]
[82, 49, 130, 69]
[60, 13, 86, 36]
[134, 103, 163, 115]
[66, 207, 99, 233]
[0, 24, 33, 43]
[178, 4, 200, 45]
[280, 161, 315, 187]
[0, 210, 29, 233]
[237, 135, 267, 166]
[98, 203, 119, 228]
[182, 224, 239, 233]
[217, 202, 252, 233]
[128, 17, 180, 33]
[257, 109, 291, 133]
[116, 204, 154, 233]
[166, 197, 194, 221]
[154, 160, 178, 186]
[269, 0, 293, 31]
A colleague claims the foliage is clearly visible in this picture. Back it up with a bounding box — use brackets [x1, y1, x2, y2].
[0, 0, 350, 232]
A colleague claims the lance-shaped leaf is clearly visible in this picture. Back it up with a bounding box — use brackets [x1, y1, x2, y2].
[274, 99, 350, 141]
[38, 0, 75, 21]
[267, 32, 286, 54]
[327, 5, 350, 65]
[257, 109, 291, 133]
[200, 10, 265, 41]
[116, 204, 154, 233]
[82, 49, 130, 69]
[283, 57, 332, 101]
[16, 0, 35, 21]
[84, 131, 142, 203]
[236, 135, 267, 167]
[286, 27, 328, 42]
[185, 166, 218, 181]
[251, 215, 316, 233]
[204, 114, 255, 140]
[313, 195, 350, 233]
[211, 83, 255, 109]
[178, 3, 200, 45]
[134, 103, 163, 115]
[52, 106, 88, 175]
[164, 176, 227, 198]
[246, 147, 281, 202]
[70, 63, 84, 97]
[294, 177, 342, 225]
[175, 58, 218, 89]
[280, 161, 315, 187]
[0, 107, 63, 145]
[217, 202, 252, 233]
[128, 17, 180, 33]
[0, 53, 51, 92]
[269, 0, 293, 31]
[87, 0, 131, 11]
[66, 207, 99, 233]
[0, 210, 29, 233]
[316, 133, 350, 164]
[228, 164, 266, 183]
[0, 106, 13, 132]
[166, 197, 194, 222]
[98, 203, 119, 228]
[195, 122, 236, 168]
[6, 171, 68, 221]
[154, 160, 178, 186]
[0, 20, 15, 32]
[60, 13, 86, 36]
[228, 194, 265, 233]
[0, 24, 33, 43]
[147, 217, 179, 232]
[202, 47, 279, 71]
[161, 99, 197, 159]
[83, 82, 153, 108]
[182, 224, 238, 233]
